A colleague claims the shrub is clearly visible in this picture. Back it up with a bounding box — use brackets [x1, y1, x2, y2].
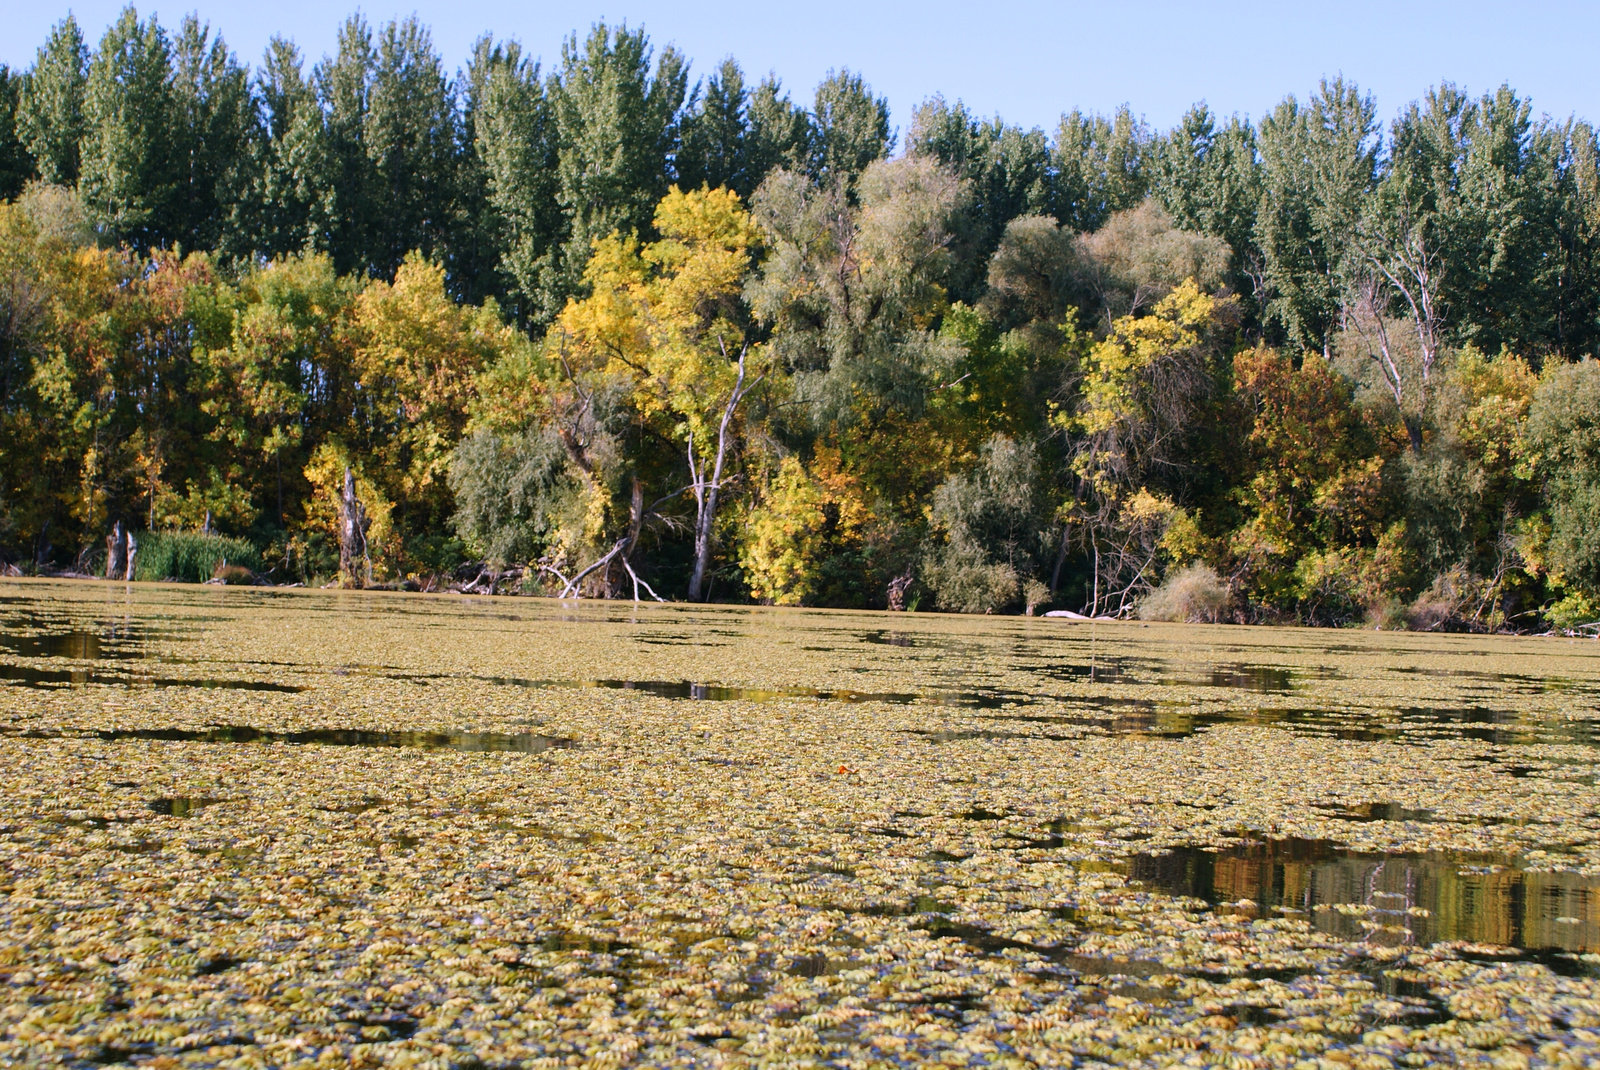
[1527, 361, 1600, 594]
[449, 426, 578, 569]
[1547, 590, 1600, 632]
[212, 564, 256, 585]
[1405, 565, 1492, 632]
[134, 532, 262, 583]
[923, 434, 1049, 614]
[1366, 598, 1408, 631]
[1138, 564, 1230, 623]
[1023, 579, 1050, 616]
[923, 540, 1020, 614]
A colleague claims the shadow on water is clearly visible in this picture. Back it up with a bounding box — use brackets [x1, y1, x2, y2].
[0, 618, 197, 655]
[481, 675, 1026, 709]
[1038, 660, 1298, 692]
[1206, 665, 1295, 692]
[1131, 836, 1600, 952]
[0, 664, 305, 692]
[994, 700, 1600, 746]
[12, 725, 573, 754]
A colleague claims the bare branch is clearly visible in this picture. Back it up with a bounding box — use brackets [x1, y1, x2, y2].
[559, 539, 628, 599]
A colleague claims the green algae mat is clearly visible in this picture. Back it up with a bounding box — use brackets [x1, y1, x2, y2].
[6, 579, 1600, 1068]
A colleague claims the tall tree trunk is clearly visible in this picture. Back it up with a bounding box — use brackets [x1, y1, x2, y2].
[105, 520, 127, 580]
[338, 467, 369, 589]
[688, 347, 753, 602]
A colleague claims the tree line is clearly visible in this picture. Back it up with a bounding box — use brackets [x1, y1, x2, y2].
[4, 7, 1600, 630]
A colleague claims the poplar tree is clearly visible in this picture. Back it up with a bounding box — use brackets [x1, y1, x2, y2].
[254, 37, 320, 259]
[678, 59, 758, 197]
[745, 76, 813, 183]
[551, 23, 688, 306]
[810, 69, 891, 192]
[470, 37, 560, 321]
[908, 97, 1051, 303]
[311, 16, 379, 275]
[0, 70, 30, 201]
[16, 16, 88, 187]
[1254, 77, 1378, 357]
[170, 16, 258, 256]
[1148, 104, 1261, 313]
[364, 18, 459, 278]
[1051, 107, 1150, 231]
[79, 7, 180, 248]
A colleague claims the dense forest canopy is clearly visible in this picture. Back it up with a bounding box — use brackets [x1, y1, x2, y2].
[3, 8, 1600, 630]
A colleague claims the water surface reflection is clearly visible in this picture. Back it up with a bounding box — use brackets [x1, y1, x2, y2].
[1133, 837, 1600, 952]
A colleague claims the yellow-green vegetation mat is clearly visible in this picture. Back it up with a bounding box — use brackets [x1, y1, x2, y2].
[6, 579, 1600, 1068]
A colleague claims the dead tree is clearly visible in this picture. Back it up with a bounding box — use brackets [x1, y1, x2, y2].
[105, 521, 127, 580]
[104, 522, 136, 581]
[338, 467, 371, 589]
[1347, 204, 1447, 454]
[687, 343, 760, 602]
[887, 570, 914, 611]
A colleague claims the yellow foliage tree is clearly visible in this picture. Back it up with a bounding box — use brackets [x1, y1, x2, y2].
[1059, 279, 1236, 614]
[547, 186, 768, 597]
[739, 449, 872, 605]
[354, 254, 524, 511]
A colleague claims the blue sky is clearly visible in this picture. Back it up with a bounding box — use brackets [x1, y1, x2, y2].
[6, 0, 1598, 136]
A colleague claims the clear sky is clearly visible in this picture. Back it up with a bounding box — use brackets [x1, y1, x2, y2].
[5, 0, 1598, 136]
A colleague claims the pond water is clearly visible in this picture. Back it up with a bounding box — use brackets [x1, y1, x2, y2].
[1131, 837, 1600, 953]
[8, 578, 1600, 1067]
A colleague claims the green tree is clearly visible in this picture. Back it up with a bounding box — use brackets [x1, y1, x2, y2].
[809, 69, 891, 193]
[170, 16, 259, 257]
[678, 59, 757, 197]
[1402, 348, 1538, 617]
[1524, 360, 1600, 596]
[0, 68, 31, 201]
[253, 36, 322, 259]
[470, 36, 560, 322]
[923, 433, 1049, 613]
[306, 15, 380, 275]
[1149, 104, 1261, 316]
[908, 96, 1052, 304]
[1255, 78, 1378, 357]
[79, 7, 180, 248]
[551, 23, 688, 306]
[364, 18, 460, 279]
[749, 156, 968, 430]
[1050, 106, 1150, 231]
[16, 16, 88, 187]
[746, 75, 813, 182]
[449, 423, 579, 569]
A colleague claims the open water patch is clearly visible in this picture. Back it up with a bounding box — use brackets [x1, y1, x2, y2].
[478, 675, 1025, 708]
[0, 630, 115, 660]
[147, 796, 230, 817]
[10, 725, 573, 753]
[0, 664, 304, 691]
[1131, 836, 1600, 952]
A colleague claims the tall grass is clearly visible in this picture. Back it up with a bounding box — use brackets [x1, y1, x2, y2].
[133, 532, 261, 583]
